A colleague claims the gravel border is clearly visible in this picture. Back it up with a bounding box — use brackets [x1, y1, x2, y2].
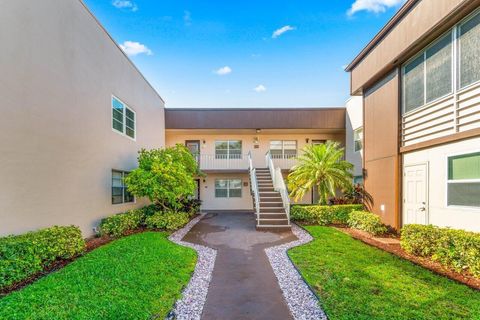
[265, 224, 327, 320]
[167, 214, 217, 320]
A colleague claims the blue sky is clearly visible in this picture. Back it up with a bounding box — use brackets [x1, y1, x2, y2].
[84, 0, 406, 108]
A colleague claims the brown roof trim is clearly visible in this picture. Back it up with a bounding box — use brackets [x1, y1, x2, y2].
[345, 0, 419, 72]
[165, 108, 346, 130]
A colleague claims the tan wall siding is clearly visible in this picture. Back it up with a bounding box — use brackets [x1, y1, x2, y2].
[166, 132, 344, 169]
[0, 0, 165, 236]
[351, 0, 468, 93]
[364, 73, 400, 228]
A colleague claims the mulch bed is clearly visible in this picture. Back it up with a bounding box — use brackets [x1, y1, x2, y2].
[335, 227, 480, 291]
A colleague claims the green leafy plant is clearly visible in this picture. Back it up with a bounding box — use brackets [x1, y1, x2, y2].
[145, 211, 190, 231]
[348, 210, 387, 235]
[0, 226, 85, 290]
[124, 145, 202, 211]
[180, 198, 202, 217]
[290, 204, 363, 225]
[329, 184, 374, 211]
[288, 142, 353, 205]
[401, 224, 480, 277]
[99, 209, 144, 238]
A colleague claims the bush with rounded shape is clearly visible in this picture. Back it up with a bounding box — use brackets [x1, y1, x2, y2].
[0, 226, 85, 290]
[291, 204, 363, 225]
[401, 224, 480, 277]
[347, 211, 388, 236]
[99, 209, 144, 238]
[145, 211, 190, 231]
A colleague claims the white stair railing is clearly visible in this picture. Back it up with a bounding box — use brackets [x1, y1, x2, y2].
[265, 151, 291, 225]
[248, 152, 260, 220]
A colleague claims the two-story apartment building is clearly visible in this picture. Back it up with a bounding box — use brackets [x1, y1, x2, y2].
[346, 0, 480, 232]
[0, 0, 165, 237]
[165, 108, 346, 217]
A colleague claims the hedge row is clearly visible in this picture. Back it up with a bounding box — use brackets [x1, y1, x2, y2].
[0, 226, 85, 290]
[347, 210, 388, 236]
[290, 204, 363, 225]
[401, 224, 480, 277]
[99, 205, 193, 237]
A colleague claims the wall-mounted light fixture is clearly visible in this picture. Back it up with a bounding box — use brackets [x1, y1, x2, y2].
[253, 137, 259, 144]
[305, 138, 310, 143]
[256, 128, 261, 133]
[202, 140, 206, 144]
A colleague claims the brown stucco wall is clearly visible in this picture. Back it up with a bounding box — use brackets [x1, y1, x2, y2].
[363, 72, 400, 228]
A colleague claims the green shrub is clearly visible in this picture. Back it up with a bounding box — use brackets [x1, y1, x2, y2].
[401, 224, 480, 277]
[99, 209, 145, 238]
[290, 204, 363, 225]
[0, 226, 85, 290]
[347, 211, 387, 235]
[145, 211, 190, 231]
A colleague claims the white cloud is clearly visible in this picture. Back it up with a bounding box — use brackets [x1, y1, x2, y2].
[254, 85, 267, 93]
[112, 0, 138, 12]
[119, 41, 153, 56]
[347, 0, 406, 16]
[184, 10, 192, 26]
[272, 25, 296, 39]
[214, 66, 232, 76]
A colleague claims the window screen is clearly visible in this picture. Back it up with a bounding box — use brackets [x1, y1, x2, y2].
[459, 12, 480, 89]
[404, 55, 425, 113]
[426, 33, 452, 103]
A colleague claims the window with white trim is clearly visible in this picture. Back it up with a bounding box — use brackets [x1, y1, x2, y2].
[215, 179, 242, 198]
[112, 96, 136, 139]
[215, 140, 242, 159]
[270, 140, 297, 159]
[447, 152, 480, 207]
[354, 127, 363, 152]
[112, 170, 134, 204]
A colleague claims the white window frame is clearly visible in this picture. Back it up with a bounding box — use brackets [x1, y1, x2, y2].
[353, 127, 363, 152]
[112, 95, 136, 141]
[214, 179, 242, 198]
[112, 170, 135, 205]
[215, 140, 242, 159]
[445, 150, 480, 210]
[269, 140, 298, 159]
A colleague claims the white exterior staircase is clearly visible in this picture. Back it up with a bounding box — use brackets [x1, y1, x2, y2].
[248, 152, 291, 230]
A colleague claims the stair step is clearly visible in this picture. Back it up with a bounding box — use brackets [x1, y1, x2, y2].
[259, 213, 287, 219]
[259, 188, 275, 192]
[260, 203, 284, 207]
[260, 208, 286, 213]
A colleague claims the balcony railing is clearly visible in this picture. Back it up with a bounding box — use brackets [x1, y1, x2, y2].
[270, 153, 298, 170]
[197, 154, 249, 171]
[194, 153, 299, 171]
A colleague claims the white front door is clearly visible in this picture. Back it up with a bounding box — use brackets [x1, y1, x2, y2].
[403, 163, 429, 225]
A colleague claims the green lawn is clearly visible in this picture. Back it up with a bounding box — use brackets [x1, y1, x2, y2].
[289, 226, 480, 320]
[0, 232, 197, 320]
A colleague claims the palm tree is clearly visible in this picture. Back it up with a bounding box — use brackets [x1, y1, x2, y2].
[288, 141, 353, 205]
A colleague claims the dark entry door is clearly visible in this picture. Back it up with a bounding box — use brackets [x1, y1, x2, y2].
[194, 179, 200, 200]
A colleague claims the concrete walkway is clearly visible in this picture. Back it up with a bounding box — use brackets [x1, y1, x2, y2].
[182, 211, 297, 320]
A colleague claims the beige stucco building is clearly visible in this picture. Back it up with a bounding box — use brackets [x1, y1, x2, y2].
[0, 0, 165, 237]
[165, 108, 346, 212]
